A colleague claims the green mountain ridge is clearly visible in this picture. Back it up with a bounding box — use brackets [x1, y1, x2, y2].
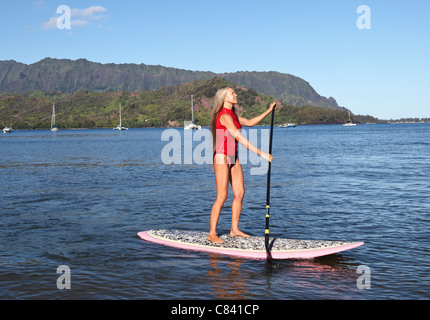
[0, 58, 343, 110]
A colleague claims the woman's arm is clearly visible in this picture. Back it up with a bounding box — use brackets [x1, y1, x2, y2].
[238, 102, 276, 127]
[220, 114, 273, 162]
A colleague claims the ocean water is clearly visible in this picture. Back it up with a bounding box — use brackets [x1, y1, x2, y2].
[0, 124, 429, 300]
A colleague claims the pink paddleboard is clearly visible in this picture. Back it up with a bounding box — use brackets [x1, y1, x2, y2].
[138, 230, 364, 260]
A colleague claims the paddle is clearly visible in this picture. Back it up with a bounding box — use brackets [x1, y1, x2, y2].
[265, 103, 276, 261]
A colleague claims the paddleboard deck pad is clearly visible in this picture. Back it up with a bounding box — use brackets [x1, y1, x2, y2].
[138, 229, 364, 260]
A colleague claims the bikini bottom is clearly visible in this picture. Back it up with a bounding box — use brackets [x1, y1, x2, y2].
[213, 151, 238, 166]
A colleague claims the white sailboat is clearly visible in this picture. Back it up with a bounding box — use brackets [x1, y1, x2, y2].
[113, 102, 128, 130]
[51, 103, 59, 132]
[278, 123, 296, 128]
[343, 111, 356, 126]
[3, 126, 12, 133]
[184, 94, 201, 130]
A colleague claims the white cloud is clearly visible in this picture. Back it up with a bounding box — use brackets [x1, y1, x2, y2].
[42, 5, 108, 30]
[42, 17, 57, 30]
[71, 6, 107, 18]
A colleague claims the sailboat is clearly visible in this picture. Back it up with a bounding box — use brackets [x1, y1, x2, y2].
[343, 111, 356, 126]
[3, 126, 12, 133]
[184, 94, 201, 130]
[113, 102, 128, 130]
[278, 123, 296, 128]
[51, 103, 59, 132]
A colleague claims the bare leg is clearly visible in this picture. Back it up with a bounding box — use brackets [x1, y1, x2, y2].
[229, 159, 249, 238]
[208, 154, 230, 243]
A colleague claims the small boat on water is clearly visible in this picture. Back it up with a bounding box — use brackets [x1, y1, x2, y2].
[343, 122, 357, 127]
[184, 122, 202, 130]
[278, 123, 296, 128]
[3, 126, 12, 133]
[113, 124, 128, 131]
[113, 102, 128, 131]
[343, 111, 356, 126]
[184, 95, 201, 130]
[51, 103, 59, 132]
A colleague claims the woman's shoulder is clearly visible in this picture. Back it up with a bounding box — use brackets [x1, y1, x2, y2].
[219, 111, 233, 121]
[217, 108, 231, 120]
[218, 108, 235, 118]
[218, 111, 235, 126]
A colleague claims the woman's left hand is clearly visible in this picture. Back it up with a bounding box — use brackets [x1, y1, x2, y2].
[269, 102, 277, 112]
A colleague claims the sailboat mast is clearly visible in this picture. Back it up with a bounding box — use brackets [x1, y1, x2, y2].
[119, 102, 122, 127]
[191, 95, 195, 123]
[51, 103, 55, 128]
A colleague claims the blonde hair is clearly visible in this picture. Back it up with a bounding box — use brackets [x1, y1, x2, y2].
[209, 86, 239, 152]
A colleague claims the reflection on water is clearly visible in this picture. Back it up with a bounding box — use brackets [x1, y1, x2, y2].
[207, 255, 255, 299]
[205, 252, 363, 300]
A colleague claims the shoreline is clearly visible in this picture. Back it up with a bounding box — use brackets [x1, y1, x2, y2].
[3, 121, 430, 132]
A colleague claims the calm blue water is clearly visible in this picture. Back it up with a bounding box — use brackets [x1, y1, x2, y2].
[1, 124, 429, 300]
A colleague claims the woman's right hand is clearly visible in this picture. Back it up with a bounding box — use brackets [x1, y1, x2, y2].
[261, 152, 273, 163]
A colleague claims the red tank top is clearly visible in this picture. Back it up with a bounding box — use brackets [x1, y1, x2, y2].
[215, 108, 242, 156]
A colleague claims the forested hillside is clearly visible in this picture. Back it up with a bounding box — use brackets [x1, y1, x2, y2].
[0, 77, 357, 129]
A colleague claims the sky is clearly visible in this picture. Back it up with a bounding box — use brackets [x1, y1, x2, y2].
[1, 0, 429, 119]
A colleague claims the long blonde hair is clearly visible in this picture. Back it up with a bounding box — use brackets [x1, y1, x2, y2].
[209, 86, 238, 152]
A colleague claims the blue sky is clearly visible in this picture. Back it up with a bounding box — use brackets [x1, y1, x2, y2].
[1, 0, 429, 119]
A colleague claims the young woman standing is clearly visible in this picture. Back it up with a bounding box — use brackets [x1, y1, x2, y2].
[208, 86, 276, 243]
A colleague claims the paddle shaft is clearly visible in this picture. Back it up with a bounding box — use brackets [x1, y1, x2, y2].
[265, 104, 276, 260]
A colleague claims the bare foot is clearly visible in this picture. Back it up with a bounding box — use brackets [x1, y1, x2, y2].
[208, 233, 223, 244]
[230, 230, 250, 238]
